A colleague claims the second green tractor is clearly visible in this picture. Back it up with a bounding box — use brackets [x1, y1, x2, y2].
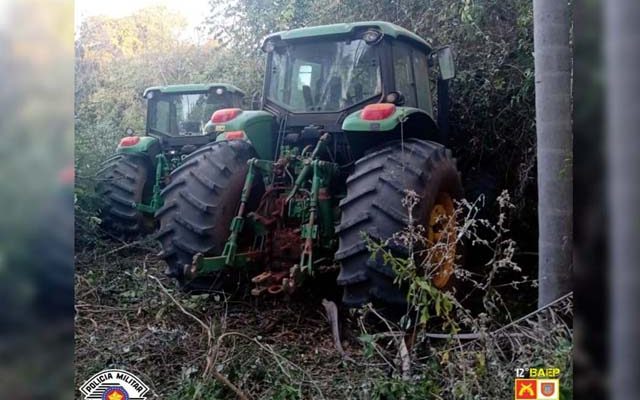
[96, 84, 245, 237]
[156, 21, 464, 307]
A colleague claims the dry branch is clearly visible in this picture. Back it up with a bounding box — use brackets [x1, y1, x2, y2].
[149, 275, 251, 400]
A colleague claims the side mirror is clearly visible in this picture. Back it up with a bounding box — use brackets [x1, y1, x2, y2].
[436, 46, 456, 81]
[251, 91, 262, 110]
[125, 127, 134, 135]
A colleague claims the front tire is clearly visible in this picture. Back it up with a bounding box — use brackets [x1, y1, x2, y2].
[336, 139, 463, 308]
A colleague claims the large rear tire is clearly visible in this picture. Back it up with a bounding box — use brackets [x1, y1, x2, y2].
[155, 141, 257, 291]
[96, 154, 152, 238]
[336, 139, 463, 308]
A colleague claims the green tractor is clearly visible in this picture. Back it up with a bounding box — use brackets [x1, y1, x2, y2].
[156, 21, 463, 307]
[96, 83, 246, 237]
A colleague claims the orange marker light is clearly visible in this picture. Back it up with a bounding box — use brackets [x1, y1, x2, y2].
[119, 136, 140, 147]
[211, 108, 242, 123]
[225, 130, 246, 140]
[361, 103, 396, 121]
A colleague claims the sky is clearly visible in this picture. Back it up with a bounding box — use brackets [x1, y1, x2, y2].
[74, 0, 212, 40]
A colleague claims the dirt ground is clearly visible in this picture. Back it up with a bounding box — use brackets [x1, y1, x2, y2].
[75, 237, 573, 400]
[75, 240, 381, 399]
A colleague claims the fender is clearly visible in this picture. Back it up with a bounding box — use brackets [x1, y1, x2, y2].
[341, 106, 440, 158]
[341, 106, 437, 134]
[210, 110, 275, 160]
[116, 136, 161, 159]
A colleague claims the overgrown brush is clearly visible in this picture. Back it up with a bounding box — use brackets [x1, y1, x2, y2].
[75, 191, 571, 399]
[356, 190, 572, 399]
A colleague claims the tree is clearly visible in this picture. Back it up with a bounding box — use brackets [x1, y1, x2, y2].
[74, 6, 221, 174]
[606, 0, 640, 398]
[533, 0, 573, 306]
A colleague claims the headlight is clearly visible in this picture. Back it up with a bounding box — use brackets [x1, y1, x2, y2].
[264, 40, 275, 52]
[362, 29, 382, 44]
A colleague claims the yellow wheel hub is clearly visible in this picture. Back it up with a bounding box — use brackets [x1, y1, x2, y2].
[427, 192, 457, 289]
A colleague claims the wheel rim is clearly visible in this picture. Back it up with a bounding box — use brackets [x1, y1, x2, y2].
[427, 192, 457, 289]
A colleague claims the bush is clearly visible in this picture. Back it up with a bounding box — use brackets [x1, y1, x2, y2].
[358, 190, 572, 399]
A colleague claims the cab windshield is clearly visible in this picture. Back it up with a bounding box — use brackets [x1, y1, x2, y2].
[266, 39, 381, 112]
[148, 92, 229, 136]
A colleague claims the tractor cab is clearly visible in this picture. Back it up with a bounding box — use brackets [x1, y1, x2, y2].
[142, 83, 245, 148]
[263, 22, 435, 114]
[254, 21, 455, 159]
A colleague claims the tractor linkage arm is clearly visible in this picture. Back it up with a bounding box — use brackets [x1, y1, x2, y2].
[191, 133, 338, 291]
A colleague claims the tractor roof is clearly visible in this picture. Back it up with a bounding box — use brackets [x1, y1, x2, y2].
[262, 21, 431, 52]
[143, 83, 245, 97]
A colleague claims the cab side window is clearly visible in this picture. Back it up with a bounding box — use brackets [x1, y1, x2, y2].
[412, 51, 433, 114]
[392, 42, 417, 107]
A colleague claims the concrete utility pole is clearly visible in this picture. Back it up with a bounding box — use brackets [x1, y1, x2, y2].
[606, 0, 640, 398]
[533, 0, 573, 307]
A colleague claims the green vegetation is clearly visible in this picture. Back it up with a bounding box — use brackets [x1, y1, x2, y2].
[77, 1, 536, 204]
[74, 194, 573, 399]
